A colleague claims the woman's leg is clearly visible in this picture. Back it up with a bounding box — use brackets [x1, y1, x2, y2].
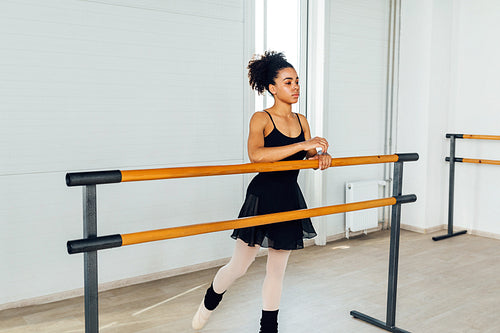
[212, 238, 261, 293]
[260, 248, 291, 333]
[193, 239, 260, 329]
[262, 248, 291, 310]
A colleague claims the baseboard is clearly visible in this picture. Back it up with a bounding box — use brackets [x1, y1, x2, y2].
[344, 225, 383, 239]
[401, 224, 447, 234]
[400, 224, 500, 241]
[0, 289, 86, 311]
[326, 232, 347, 243]
[468, 229, 500, 240]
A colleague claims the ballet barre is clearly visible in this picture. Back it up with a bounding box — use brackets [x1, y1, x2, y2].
[433, 133, 500, 241]
[66, 153, 418, 333]
[66, 154, 411, 186]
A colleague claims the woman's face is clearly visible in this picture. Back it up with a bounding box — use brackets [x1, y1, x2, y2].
[269, 67, 300, 104]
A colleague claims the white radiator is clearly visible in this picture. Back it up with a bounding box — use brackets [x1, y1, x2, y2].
[345, 180, 385, 238]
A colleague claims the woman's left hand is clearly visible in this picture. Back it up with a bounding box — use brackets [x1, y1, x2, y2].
[308, 152, 332, 170]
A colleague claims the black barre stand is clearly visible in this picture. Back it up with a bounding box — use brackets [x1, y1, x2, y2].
[350, 160, 411, 333]
[68, 154, 418, 333]
[433, 134, 467, 241]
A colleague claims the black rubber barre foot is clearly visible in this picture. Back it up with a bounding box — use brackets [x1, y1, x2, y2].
[394, 194, 417, 204]
[446, 133, 464, 138]
[445, 157, 463, 162]
[66, 170, 122, 186]
[396, 153, 419, 162]
[67, 234, 122, 254]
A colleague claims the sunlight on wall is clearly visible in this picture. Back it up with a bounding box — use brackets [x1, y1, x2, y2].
[254, 0, 301, 112]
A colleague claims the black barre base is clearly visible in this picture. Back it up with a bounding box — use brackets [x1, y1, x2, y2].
[350, 311, 411, 333]
[432, 230, 467, 241]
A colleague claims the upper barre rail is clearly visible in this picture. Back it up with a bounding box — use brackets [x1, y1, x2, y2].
[66, 153, 419, 186]
[446, 133, 500, 140]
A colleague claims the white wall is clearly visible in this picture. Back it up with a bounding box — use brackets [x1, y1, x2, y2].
[397, 0, 449, 231]
[0, 0, 250, 307]
[397, 0, 500, 234]
[323, 0, 391, 237]
[449, 0, 500, 235]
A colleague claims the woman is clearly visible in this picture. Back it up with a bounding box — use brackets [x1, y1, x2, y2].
[192, 51, 331, 332]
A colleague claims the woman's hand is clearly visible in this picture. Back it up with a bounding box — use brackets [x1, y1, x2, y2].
[308, 152, 332, 170]
[302, 136, 329, 154]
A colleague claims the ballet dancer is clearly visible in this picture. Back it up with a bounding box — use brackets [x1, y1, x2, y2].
[192, 51, 332, 332]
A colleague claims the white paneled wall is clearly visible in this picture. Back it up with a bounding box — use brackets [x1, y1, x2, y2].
[449, 0, 500, 235]
[0, 0, 249, 306]
[323, 0, 391, 237]
[397, 0, 500, 235]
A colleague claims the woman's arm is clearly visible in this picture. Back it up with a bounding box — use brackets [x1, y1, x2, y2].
[300, 114, 332, 170]
[247, 112, 329, 163]
[301, 114, 322, 159]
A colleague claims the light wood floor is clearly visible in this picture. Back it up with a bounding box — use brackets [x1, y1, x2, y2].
[2, 230, 500, 333]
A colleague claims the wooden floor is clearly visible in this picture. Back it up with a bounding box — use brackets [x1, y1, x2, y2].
[2, 230, 500, 333]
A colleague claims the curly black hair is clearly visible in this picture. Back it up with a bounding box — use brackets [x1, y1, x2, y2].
[247, 51, 294, 95]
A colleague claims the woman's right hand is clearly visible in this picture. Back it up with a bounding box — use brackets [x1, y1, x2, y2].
[302, 136, 329, 154]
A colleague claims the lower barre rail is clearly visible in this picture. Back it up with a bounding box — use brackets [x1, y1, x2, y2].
[446, 156, 500, 166]
[67, 195, 416, 254]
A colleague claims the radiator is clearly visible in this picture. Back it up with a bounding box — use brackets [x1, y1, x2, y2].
[345, 180, 385, 238]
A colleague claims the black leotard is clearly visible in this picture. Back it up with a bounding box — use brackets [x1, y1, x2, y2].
[231, 111, 317, 250]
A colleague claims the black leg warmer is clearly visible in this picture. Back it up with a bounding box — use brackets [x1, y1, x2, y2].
[259, 309, 279, 333]
[203, 284, 225, 311]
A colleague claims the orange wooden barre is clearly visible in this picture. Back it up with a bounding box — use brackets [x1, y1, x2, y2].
[121, 197, 397, 246]
[120, 155, 399, 182]
[462, 134, 500, 141]
[461, 158, 500, 166]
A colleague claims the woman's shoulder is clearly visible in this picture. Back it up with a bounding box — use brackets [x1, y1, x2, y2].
[295, 113, 310, 133]
[249, 111, 271, 131]
[251, 111, 271, 123]
[253, 110, 270, 117]
[296, 113, 309, 125]
[296, 112, 307, 121]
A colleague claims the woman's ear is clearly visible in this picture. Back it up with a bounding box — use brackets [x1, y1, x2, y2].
[268, 84, 277, 95]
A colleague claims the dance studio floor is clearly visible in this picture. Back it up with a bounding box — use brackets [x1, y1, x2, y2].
[2, 230, 500, 332]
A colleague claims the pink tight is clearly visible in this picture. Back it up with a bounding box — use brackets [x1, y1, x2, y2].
[212, 239, 291, 311]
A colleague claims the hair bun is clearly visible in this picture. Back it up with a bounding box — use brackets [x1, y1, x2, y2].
[247, 51, 293, 95]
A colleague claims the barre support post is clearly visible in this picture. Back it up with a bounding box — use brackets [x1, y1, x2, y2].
[83, 185, 99, 333]
[448, 135, 456, 235]
[387, 161, 402, 326]
[350, 161, 410, 332]
[433, 135, 467, 241]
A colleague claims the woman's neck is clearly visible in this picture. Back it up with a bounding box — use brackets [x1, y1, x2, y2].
[267, 100, 293, 117]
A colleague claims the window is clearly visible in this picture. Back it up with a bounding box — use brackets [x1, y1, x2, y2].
[254, 0, 304, 114]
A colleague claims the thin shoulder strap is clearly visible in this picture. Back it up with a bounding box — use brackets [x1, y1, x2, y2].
[295, 113, 304, 131]
[263, 110, 276, 129]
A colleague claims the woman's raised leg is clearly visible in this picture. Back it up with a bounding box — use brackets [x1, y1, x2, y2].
[212, 238, 261, 293]
[192, 239, 260, 330]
